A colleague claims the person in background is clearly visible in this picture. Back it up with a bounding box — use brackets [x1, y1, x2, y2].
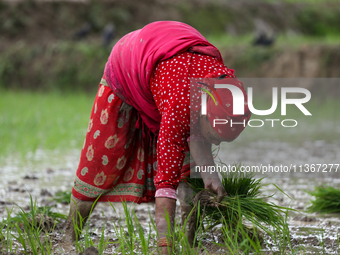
[64, 21, 251, 254]
[102, 22, 116, 47]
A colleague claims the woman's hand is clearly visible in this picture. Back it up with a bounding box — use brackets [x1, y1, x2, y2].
[200, 174, 227, 202]
[189, 140, 227, 202]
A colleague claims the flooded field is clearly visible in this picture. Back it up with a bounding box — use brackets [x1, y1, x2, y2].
[1, 139, 339, 254]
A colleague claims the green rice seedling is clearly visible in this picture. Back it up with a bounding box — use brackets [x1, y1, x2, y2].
[175, 204, 205, 255]
[187, 164, 288, 234]
[10, 205, 67, 224]
[320, 230, 326, 255]
[82, 222, 96, 251]
[151, 203, 207, 255]
[78, 211, 110, 255]
[110, 201, 208, 254]
[97, 212, 111, 255]
[50, 190, 72, 204]
[12, 194, 56, 255]
[72, 196, 102, 253]
[307, 186, 340, 213]
[110, 203, 133, 254]
[1, 207, 18, 254]
[162, 209, 175, 255]
[212, 201, 263, 254]
[121, 201, 137, 252]
[148, 210, 162, 254]
[269, 209, 295, 254]
[110, 201, 144, 254]
[134, 211, 152, 254]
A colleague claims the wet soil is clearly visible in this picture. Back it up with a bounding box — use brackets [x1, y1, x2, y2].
[0, 140, 340, 254]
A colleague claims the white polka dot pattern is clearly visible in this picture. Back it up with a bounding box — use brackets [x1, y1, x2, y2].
[150, 52, 230, 191]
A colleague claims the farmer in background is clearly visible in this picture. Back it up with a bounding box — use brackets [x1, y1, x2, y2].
[64, 21, 250, 254]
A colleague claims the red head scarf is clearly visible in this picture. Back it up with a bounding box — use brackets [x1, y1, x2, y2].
[104, 21, 222, 134]
[205, 74, 251, 141]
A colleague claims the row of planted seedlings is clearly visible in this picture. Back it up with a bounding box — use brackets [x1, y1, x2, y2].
[0, 194, 67, 255]
[2, 163, 340, 254]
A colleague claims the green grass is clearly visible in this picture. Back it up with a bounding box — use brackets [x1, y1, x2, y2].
[1, 88, 338, 161]
[264, 0, 340, 4]
[0, 41, 109, 92]
[0, 192, 304, 254]
[0, 90, 94, 158]
[207, 33, 340, 49]
[307, 186, 340, 213]
[69, 198, 296, 254]
[1, 195, 63, 255]
[50, 190, 72, 204]
[9, 205, 67, 224]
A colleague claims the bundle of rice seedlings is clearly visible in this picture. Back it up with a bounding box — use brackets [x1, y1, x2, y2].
[187, 163, 288, 233]
[307, 186, 340, 213]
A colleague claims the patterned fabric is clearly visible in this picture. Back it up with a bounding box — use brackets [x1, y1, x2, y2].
[72, 79, 157, 203]
[72, 51, 238, 202]
[72, 78, 192, 203]
[150, 52, 233, 191]
[104, 21, 222, 134]
[155, 188, 177, 200]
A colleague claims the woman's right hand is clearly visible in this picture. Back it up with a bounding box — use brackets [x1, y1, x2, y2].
[188, 140, 227, 202]
[200, 173, 227, 202]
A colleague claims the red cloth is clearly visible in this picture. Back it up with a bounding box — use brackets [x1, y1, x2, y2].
[104, 21, 222, 134]
[72, 79, 158, 203]
[206, 78, 251, 141]
[150, 52, 233, 191]
[72, 51, 248, 202]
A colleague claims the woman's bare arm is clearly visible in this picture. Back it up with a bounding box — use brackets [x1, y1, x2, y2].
[188, 140, 227, 202]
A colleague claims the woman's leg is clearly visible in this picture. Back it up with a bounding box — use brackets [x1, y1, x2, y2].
[65, 78, 137, 241]
[64, 195, 97, 242]
[177, 182, 197, 247]
[155, 197, 176, 255]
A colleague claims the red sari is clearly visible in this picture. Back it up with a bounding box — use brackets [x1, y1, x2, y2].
[72, 52, 235, 203]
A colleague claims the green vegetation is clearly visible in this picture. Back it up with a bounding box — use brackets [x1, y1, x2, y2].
[1, 195, 63, 255]
[0, 90, 93, 158]
[0, 1, 339, 254]
[50, 190, 72, 204]
[9, 205, 67, 224]
[72, 197, 112, 254]
[307, 186, 340, 213]
[187, 165, 289, 235]
[1, 38, 340, 93]
[271, 0, 340, 2]
[1, 0, 340, 91]
[108, 202, 156, 254]
[73, 200, 290, 254]
[1, 88, 338, 160]
[0, 42, 109, 92]
[207, 34, 340, 49]
[296, 4, 340, 36]
[3, 189, 336, 254]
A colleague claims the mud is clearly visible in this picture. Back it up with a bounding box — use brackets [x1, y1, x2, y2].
[79, 246, 99, 255]
[0, 140, 340, 254]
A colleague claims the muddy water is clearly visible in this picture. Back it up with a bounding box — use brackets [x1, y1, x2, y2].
[0, 140, 340, 254]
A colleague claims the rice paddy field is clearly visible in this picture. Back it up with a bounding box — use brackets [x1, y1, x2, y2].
[0, 87, 339, 254]
[1, 0, 340, 253]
